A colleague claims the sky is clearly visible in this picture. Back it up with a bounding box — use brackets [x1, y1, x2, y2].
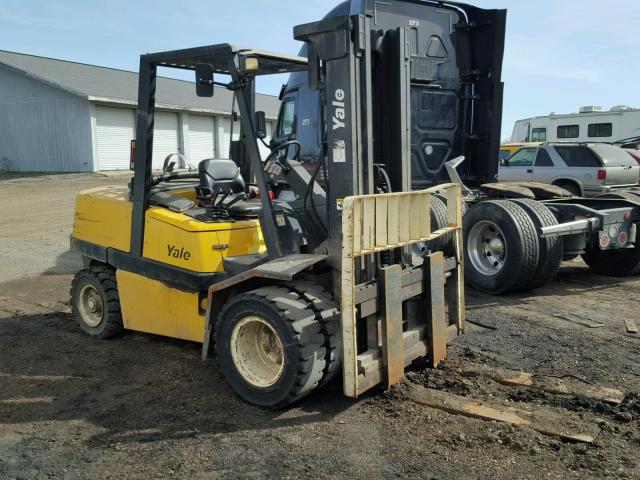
[1, 0, 639, 140]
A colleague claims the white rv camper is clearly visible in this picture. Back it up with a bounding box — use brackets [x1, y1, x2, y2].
[511, 106, 640, 144]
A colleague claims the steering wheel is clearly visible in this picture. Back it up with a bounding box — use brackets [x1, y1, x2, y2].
[264, 140, 301, 175]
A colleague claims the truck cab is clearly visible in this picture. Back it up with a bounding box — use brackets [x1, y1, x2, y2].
[272, 0, 507, 192]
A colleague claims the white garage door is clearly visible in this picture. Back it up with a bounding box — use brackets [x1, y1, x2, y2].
[152, 111, 180, 169]
[258, 121, 274, 159]
[218, 116, 241, 159]
[189, 115, 215, 165]
[217, 117, 274, 160]
[95, 106, 136, 170]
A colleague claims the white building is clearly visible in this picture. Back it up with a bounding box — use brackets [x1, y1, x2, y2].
[0, 50, 279, 172]
[511, 105, 640, 144]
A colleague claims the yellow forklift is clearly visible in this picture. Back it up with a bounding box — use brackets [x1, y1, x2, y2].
[69, 3, 474, 407]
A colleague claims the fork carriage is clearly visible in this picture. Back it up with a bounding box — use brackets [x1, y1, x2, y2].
[341, 183, 464, 397]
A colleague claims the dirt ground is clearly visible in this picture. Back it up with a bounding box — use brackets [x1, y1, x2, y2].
[1, 174, 639, 480]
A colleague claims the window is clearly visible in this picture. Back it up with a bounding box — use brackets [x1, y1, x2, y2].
[535, 148, 554, 167]
[499, 149, 512, 161]
[554, 146, 602, 167]
[531, 128, 547, 142]
[588, 123, 613, 138]
[505, 148, 537, 167]
[557, 125, 580, 139]
[276, 98, 296, 138]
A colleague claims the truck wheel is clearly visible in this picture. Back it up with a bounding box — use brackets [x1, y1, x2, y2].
[413, 195, 453, 259]
[464, 200, 539, 294]
[582, 247, 640, 277]
[70, 267, 123, 339]
[554, 182, 581, 197]
[597, 192, 640, 203]
[214, 285, 330, 408]
[428, 195, 452, 254]
[512, 199, 563, 289]
[435, 193, 469, 217]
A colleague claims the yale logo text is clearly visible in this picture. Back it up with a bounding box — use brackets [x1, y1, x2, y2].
[332, 88, 346, 130]
[168, 244, 191, 261]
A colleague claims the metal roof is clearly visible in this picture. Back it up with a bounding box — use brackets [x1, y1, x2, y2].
[0, 49, 281, 118]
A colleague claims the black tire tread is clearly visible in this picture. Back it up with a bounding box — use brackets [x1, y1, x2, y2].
[464, 200, 539, 294]
[428, 195, 451, 254]
[512, 199, 563, 289]
[285, 281, 341, 387]
[582, 247, 640, 277]
[597, 191, 640, 203]
[495, 200, 539, 292]
[214, 285, 327, 408]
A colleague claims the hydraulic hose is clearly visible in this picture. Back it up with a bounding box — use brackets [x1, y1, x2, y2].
[303, 157, 328, 237]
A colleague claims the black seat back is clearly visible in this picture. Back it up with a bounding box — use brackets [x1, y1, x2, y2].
[198, 159, 245, 195]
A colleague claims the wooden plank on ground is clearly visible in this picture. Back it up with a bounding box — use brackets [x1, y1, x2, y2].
[552, 313, 605, 328]
[457, 362, 624, 405]
[408, 384, 600, 443]
[624, 318, 639, 334]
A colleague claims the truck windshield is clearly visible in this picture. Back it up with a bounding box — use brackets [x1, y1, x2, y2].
[277, 98, 296, 137]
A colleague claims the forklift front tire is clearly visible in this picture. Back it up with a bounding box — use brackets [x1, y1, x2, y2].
[70, 267, 124, 339]
[214, 286, 328, 409]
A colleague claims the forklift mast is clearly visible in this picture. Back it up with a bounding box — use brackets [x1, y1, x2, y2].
[275, 0, 506, 193]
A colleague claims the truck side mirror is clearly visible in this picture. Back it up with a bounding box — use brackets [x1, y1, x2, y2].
[254, 111, 267, 139]
[195, 64, 214, 97]
[500, 159, 507, 167]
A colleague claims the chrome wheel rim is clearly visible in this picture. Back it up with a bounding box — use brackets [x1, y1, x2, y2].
[468, 220, 507, 276]
[230, 316, 285, 388]
[78, 284, 104, 328]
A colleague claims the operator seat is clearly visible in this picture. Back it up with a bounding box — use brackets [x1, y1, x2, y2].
[198, 158, 245, 195]
[196, 159, 261, 218]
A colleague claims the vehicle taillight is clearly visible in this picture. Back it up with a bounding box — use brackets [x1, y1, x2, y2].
[257, 190, 276, 201]
[618, 231, 628, 245]
[597, 169, 606, 181]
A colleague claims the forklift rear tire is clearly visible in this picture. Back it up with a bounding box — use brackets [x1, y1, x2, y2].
[582, 247, 640, 277]
[70, 267, 123, 339]
[464, 200, 540, 294]
[214, 285, 332, 408]
[512, 199, 563, 289]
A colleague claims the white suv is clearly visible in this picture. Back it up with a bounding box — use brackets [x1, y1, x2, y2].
[498, 143, 640, 197]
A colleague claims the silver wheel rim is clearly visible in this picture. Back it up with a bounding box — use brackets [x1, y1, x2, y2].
[230, 316, 285, 388]
[468, 220, 507, 276]
[78, 284, 104, 328]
